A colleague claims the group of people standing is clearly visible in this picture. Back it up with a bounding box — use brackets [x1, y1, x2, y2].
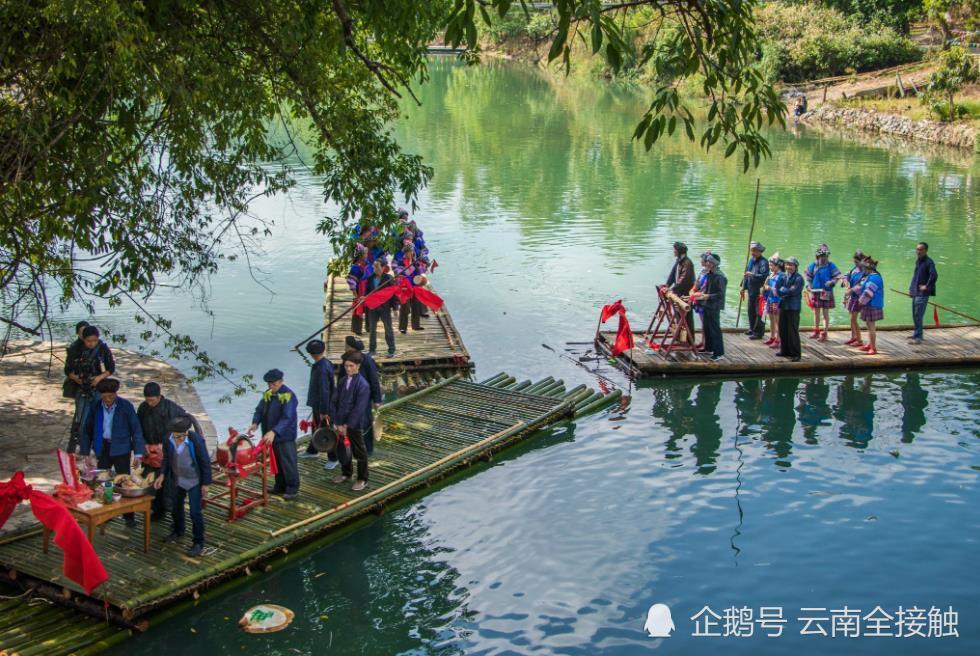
[664, 240, 939, 361]
[64, 322, 211, 556]
[246, 335, 383, 500]
[346, 209, 433, 356]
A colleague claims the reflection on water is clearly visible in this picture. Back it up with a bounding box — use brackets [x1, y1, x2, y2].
[122, 370, 979, 655]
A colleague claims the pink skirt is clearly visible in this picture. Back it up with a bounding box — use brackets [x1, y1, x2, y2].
[812, 294, 835, 309]
[844, 295, 860, 313]
[860, 306, 884, 322]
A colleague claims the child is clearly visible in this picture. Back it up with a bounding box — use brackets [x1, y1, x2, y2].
[856, 256, 884, 356]
[763, 254, 784, 349]
[804, 244, 843, 341]
[330, 351, 371, 491]
[843, 250, 866, 347]
[155, 416, 211, 557]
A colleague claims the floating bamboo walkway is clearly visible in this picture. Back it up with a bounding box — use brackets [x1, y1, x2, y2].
[0, 374, 620, 653]
[323, 275, 471, 373]
[597, 324, 980, 378]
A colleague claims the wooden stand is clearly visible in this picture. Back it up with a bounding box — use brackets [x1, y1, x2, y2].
[644, 287, 699, 354]
[205, 451, 269, 522]
[43, 496, 152, 554]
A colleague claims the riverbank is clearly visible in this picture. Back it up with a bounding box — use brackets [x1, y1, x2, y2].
[0, 340, 215, 533]
[800, 102, 979, 150]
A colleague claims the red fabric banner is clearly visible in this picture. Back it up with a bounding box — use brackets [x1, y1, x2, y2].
[598, 300, 634, 357]
[0, 472, 109, 593]
[361, 279, 444, 313]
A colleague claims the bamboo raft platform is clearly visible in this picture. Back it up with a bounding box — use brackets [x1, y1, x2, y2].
[596, 324, 980, 378]
[323, 274, 471, 373]
[0, 374, 620, 653]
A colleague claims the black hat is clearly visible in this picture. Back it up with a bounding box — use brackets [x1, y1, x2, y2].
[96, 378, 120, 393]
[143, 382, 161, 397]
[305, 340, 325, 355]
[345, 336, 365, 351]
[75, 320, 90, 333]
[168, 416, 192, 433]
[262, 368, 284, 383]
[673, 241, 687, 254]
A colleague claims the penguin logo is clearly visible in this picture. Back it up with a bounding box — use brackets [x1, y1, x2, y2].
[643, 603, 675, 638]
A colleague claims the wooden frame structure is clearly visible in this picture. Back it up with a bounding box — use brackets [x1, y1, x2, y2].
[644, 286, 700, 355]
[204, 451, 270, 522]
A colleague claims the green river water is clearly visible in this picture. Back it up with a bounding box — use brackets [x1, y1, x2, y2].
[83, 59, 979, 655]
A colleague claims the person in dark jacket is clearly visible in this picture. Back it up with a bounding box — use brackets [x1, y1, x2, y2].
[777, 257, 806, 361]
[664, 241, 696, 339]
[81, 378, 144, 527]
[155, 416, 212, 557]
[909, 242, 938, 343]
[330, 351, 371, 491]
[249, 369, 300, 500]
[692, 252, 727, 360]
[741, 241, 769, 339]
[300, 340, 337, 465]
[137, 382, 187, 519]
[64, 325, 116, 452]
[366, 259, 396, 357]
[345, 336, 382, 454]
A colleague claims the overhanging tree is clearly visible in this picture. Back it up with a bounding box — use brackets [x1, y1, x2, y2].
[1, 0, 783, 389]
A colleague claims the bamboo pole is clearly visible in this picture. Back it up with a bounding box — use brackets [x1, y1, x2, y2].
[294, 274, 399, 351]
[889, 288, 980, 323]
[735, 178, 762, 329]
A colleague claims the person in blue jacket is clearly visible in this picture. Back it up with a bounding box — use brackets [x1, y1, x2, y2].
[857, 256, 885, 356]
[777, 257, 806, 362]
[300, 340, 336, 464]
[740, 241, 769, 339]
[81, 378, 144, 527]
[155, 416, 212, 557]
[345, 336, 382, 455]
[330, 351, 371, 492]
[908, 241, 938, 343]
[248, 369, 300, 500]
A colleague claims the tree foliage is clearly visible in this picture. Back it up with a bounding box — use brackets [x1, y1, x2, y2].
[1, 0, 784, 388]
[0, 0, 445, 389]
[921, 45, 980, 120]
[446, 0, 786, 171]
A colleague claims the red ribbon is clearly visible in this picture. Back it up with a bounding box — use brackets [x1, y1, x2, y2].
[0, 472, 109, 593]
[599, 300, 634, 357]
[933, 305, 940, 328]
[362, 279, 444, 313]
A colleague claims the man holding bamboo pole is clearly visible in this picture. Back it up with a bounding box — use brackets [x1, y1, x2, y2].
[740, 241, 769, 340]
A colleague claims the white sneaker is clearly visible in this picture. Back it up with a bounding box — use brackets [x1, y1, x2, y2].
[323, 459, 339, 471]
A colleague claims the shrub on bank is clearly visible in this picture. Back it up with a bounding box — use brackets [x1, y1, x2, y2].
[754, 3, 922, 82]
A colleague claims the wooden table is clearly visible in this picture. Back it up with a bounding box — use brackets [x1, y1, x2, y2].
[43, 495, 153, 554]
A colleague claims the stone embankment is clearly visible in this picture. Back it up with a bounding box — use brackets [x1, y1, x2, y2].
[802, 105, 978, 151]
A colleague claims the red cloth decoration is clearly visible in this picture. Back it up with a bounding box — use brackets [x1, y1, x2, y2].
[598, 300, 635, 357]
[361, 279, 444, 313]
[299, 419, 312, 434]
[0, 472, 109, 594]
[758, 294, 766, 319]
[934, 305, 940, 328]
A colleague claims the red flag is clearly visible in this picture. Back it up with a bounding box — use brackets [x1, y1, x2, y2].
[598, 300, 634, 357]
[0, 472, 109, 594]
[612, 311, 634, 357]
[600, 300, 624, 323]
[933, 305, 940, 328]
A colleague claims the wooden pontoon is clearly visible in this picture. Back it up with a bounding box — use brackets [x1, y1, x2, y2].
[596, 324, 980, 378]
[323, 274, 472, 372]
[0, 374, 620, 653]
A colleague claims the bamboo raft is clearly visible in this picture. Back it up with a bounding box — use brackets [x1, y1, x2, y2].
[323, 274, 471, 373]
[0, 374, 620, 652]
[596, 324, 980, 378]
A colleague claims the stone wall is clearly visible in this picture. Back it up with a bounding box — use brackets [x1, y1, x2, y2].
[801, 105, 978, 151]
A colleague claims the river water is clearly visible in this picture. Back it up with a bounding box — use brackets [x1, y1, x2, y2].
[92, 60, 978, 654]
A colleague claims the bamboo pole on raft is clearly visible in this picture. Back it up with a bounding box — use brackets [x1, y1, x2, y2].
[735, 178, 761, 329]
